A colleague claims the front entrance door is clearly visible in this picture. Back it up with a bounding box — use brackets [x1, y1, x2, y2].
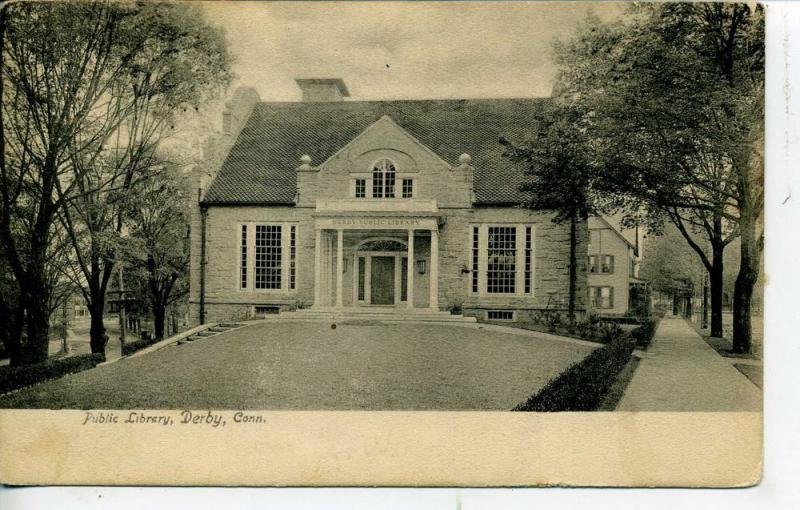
[370, 256, 395, 304]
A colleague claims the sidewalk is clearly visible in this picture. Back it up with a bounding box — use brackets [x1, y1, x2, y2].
[617, 316, 762, 412]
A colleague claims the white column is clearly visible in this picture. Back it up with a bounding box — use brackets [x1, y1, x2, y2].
[430, 229, 439, 310]
[314, 229, 322, 307]
[407, 229, 415, 308]
[336, 229, 344, 307]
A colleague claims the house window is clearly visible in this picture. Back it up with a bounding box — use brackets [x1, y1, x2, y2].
[487, 226, 516, 294]
[590, 286, 614, 309]
[289, 225, 296, 290]
[372, 159, 396, 198]
[354, 179, 366, 198]
[401, 178, 413, 198]
[240, 225, 248, 289]
[601, 255, 614, 274]
[589, 254, 614, 274]
[524, 226, 532, 294]
[471, 226, 479, 293]
[255, 225, 282, 290]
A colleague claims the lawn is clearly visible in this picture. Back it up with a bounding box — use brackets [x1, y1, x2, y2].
[0, 322, 596, 410]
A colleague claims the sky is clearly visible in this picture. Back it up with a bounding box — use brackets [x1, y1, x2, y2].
[200, 1, 623, 102]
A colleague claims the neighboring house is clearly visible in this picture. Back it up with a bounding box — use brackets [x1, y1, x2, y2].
[587, 216, 646, 315]
[189, 79, 589, 324]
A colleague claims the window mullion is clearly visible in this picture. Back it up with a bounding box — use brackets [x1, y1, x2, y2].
[515, 224, 525, 296]
[281, 224, 290, 291]
[247, 222, 255, 291]
[478, 225, 488, 296]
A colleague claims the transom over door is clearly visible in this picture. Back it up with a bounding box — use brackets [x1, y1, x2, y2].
[370, 256, 395, 305]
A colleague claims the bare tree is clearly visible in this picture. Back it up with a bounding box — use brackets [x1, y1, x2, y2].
[1, 2, 231, 362]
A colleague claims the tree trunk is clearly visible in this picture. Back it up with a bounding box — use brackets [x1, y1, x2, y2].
[1, 301, 24, 366]
[171, 310, 179, 337]
[153, 303, 166, 340]
[567, 213, 577, 322]
[20, 260, 51, 364]
[732, 217, 761, 354]
[709, 242, 724, 338]
[88, 299, 107, 357]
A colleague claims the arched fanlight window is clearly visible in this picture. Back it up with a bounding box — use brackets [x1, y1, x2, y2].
[372, 159, 396, 198]
[358, 239, 406, 251]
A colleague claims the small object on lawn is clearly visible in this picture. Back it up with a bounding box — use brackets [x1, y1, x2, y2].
[331, 324, 336, 330]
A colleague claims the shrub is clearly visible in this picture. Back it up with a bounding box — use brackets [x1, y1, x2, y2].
[513, 334, 636, 412]
[0, 353, 104, 395]
[573, 319, 596, 339]
[596, 321, 624, 343]
[630, 318, 659, 349]
[544, 311, 564, 332]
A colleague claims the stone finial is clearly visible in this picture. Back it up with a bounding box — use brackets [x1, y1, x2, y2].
[297, 154, 313, 172]
[459, 153, 472, 165]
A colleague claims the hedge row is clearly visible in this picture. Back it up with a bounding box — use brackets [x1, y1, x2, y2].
[513, 333, 637, 412]
[0, 353, 105, 395]
[631, 319, 659, 349]
[121, 335, 161, 356]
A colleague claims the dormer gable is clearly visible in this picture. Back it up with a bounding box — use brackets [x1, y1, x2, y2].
[296, 115, 473, 207]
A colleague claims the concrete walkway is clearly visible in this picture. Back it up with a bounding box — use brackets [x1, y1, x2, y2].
[618, 316, 762, 412]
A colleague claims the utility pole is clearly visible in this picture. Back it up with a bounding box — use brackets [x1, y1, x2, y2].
[61, 297, 69, 354]
[118, 266, 127, 353]
[702, 269, 709, 329]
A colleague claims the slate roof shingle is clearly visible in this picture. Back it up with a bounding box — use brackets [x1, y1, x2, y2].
[202, 98, 550, 206]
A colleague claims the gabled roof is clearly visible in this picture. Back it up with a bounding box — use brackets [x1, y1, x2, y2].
[316, 114, 453, 170]
[590, 215, 637, 251]
[202, 98, 550, 206]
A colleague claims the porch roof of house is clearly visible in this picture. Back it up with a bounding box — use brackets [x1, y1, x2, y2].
[201, 98, 550, 206]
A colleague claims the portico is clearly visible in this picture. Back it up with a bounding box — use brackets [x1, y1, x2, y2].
[313, 202, 440, 310]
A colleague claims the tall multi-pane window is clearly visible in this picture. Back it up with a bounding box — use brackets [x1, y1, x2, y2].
[354, 179, 366, 198]
[240, 225, 248, 289]
[401, 178, 413, 198]
[487, 226, 516, 294]
[472, 225, 535, 296]
[255, 225, 282, 290]
[524, 226, 532, 294]
[372, 159, 396, 198]
[289, 225, 296, 290]
[471, 227, 479, 293]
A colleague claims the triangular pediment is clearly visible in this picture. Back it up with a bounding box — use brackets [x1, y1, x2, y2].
[316, 115, 452, 171]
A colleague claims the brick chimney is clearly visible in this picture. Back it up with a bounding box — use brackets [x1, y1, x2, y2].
[295, 78, 350, 102]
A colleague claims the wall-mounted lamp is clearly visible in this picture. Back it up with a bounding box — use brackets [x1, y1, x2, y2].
[416, 259, 427, 275]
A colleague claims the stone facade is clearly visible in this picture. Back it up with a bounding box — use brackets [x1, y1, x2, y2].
[189, 83, 590, 324]
[189, 204, 588, 324]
